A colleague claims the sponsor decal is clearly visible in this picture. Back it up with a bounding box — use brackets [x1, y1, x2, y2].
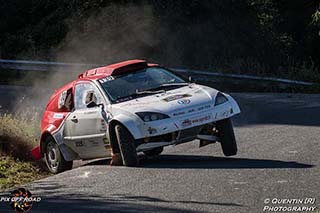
[177, 99, 191, 105]
[115, 96, 133, 103]
[58, 90, 67, 109]
[181, 119, 192, 127]
[89, 140, 100, 146]
[147, 127, 157, 134]
[173, 104, 211, 116]
[173, 111, 186, 116]
[98, 76, 115, 83]
[103, 137, 111, 149]
[197, 104, 211, 111]
[181, 115, 211, 127]
[121, 100, 159, 107]
[163, 94, 191, 102]
[215, 109, 231, 119]
[103, 137, 109, 145]
[0, 188, 41, 213]
[53, 113, 64, 119]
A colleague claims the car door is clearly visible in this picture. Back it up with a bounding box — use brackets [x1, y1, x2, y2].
[63, 82, 111, 159]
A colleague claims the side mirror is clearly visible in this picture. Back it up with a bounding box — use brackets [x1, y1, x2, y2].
[188, 76, 196, 83]
[85, 90, 99, 108]
[86, 101, 98, 108]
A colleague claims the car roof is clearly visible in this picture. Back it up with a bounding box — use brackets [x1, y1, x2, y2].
[78, 59, 158, 81]
[47, 59, 158, 108]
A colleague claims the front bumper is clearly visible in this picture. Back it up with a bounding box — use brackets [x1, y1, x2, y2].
[136, 125, 202, 151]
[135, 101, 239, 151]
[137, 101, 236, 139]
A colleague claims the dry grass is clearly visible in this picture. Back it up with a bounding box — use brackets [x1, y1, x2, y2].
[0, 155, 48, 191]
[0, 112, 49, 191]
[0, 112, 40, 161]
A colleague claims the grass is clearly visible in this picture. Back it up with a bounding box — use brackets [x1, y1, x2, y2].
[0, 155, 48, 191]
[0, 112, 49, 191]
[0, 112, 39, 160]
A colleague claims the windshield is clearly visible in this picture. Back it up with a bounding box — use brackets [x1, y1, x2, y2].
[99, 67, 186, 103]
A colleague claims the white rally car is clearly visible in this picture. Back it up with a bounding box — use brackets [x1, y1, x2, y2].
[31, 60, 240, 173]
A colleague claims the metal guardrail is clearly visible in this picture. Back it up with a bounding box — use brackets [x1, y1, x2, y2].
[0, 59, 314, 86]
[0, 59, 97, 72]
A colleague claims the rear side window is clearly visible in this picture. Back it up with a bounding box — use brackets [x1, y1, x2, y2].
[74, 83, 103, 110]
[57, 88, 73, 112]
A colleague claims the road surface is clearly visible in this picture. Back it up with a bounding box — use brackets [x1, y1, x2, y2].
[0, 87, 319, 212]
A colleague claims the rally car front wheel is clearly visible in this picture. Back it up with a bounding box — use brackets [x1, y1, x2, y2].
[44, 138, 73, 174]
[216, 118, 238, 156]
[115, 125, 138, 166]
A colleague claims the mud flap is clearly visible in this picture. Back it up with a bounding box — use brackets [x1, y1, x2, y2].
[198, 134, 218, 147]
[199, 140, 214, 147]
[58, 144, 79, 161]
[110, 153, 123, 166]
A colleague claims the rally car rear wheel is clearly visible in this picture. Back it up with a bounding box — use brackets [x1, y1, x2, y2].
[143, 147, 164, 157]
[44, 138, 73, 174]
[115, 125, 138, 166]
[216, 118, 237, 156]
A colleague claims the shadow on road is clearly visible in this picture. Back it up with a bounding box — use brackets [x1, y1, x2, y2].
[1, 181, 243, 213]
[85, 154, 313, 169]
[0, 196, 202, 213]
[111, 194, 244, 207]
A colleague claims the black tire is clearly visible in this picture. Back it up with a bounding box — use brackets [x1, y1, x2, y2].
[43, 137, 73, 174]
[115, 125, 138, 166]
[216, 118, 237, 156]
[143, 147, 164, 157]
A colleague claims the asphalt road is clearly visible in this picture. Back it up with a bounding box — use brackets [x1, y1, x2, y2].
[1, 87, 319, 212]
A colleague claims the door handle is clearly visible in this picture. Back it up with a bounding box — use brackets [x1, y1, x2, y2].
[71, 117, 78, 123]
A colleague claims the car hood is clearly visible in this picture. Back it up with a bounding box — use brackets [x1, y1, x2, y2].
[112, 84, 219, 117]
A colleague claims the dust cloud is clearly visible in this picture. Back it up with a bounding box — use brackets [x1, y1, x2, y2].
[54, 3, 160, 64]
[14, 3, 162, 115]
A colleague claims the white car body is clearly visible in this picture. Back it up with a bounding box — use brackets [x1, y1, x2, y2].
[33, 60, 241, 171]
[53, 82, 240, 161]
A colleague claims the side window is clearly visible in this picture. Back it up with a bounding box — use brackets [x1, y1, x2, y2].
[58, 88, 73, 112]
[74, 83, 103, 110]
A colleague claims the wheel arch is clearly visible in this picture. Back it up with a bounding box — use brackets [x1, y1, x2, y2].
[108, 114, 143, 139]
[108, 119, 134, 154]
[40, 130, 78, 161]
[40, 131, 55, 156]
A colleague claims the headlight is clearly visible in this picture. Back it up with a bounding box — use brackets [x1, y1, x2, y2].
[136, 112, 169, 122]
[214, 92, 228, 106]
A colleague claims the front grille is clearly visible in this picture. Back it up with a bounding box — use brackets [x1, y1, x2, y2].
[148, 132, 177, 142]
[177, 126, 203, 140]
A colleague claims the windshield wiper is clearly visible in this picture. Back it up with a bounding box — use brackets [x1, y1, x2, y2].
[134, 82, 189, 96]
[160, 82, 190, 87]
[135, 89, 165, 95]
[114, 89, 165, 103]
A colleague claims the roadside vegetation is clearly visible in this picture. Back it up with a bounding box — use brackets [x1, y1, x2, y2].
[0, 112, 49, 191]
